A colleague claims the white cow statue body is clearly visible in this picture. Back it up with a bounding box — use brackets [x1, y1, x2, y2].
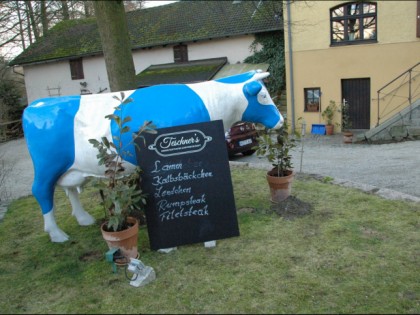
[23, 70, 284, 242]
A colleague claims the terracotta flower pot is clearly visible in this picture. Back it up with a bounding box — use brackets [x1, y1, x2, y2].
[266, 170, 295, 203]
[325, 124, 334, 135]
[101, 216, 139, 263]
[343, 131, 353, 144]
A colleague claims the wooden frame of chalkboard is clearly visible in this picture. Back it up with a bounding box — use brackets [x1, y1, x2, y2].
[135, 120, 239, 250]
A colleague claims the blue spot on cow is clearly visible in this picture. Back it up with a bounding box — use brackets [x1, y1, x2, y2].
[111, 85, 210, 165]
[242, 81, 282, 129]
[23, 96, 80, 214]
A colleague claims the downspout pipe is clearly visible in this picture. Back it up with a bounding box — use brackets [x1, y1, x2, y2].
[286, 0, 296, 132]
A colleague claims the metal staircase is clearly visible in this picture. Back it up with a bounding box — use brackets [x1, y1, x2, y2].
[355, 62, 420, 143]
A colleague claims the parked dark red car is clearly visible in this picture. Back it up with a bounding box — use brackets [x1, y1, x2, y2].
[225, 121, 259, 158]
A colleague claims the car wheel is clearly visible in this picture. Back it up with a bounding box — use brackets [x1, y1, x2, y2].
[242, 149, 256, 156]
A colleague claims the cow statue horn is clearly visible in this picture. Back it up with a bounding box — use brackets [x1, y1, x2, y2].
[252, 72, 270, 82]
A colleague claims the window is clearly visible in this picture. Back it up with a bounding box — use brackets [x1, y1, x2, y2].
[69, 58, 84, 80]
[173, 44, 188, 63]
[330, 2, 377, 45]
[304, 88, 321, 112]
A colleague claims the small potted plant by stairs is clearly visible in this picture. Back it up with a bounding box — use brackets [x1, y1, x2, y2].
[253, 118, 300, 203]
[89, 92, 156, 264]
[322, 100, 339, 135]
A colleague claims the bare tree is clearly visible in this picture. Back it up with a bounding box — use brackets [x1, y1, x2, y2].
[1, 0, 145, 61]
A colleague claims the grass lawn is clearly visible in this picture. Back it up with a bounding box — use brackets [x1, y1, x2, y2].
[0, 166, 419, 314]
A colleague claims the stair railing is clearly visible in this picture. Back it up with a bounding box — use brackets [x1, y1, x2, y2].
[376, 62, 420, 126]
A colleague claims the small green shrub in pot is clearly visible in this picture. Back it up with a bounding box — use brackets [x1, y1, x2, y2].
[253, 117, 300, 177]
[321, 100, 339, 126]
[88, 92, 156, 232]
[253, 117, 301, 203]
[339, 101, 353, 132]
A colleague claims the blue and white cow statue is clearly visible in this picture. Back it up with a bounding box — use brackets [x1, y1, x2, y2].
[23, 70, 284, 242]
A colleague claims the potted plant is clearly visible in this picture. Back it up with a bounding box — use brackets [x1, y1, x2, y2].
[339, 101, 353, 143]
[253, 117, 300, 203]
[321, 100, 339, 135]
[89, 92, 156, 263]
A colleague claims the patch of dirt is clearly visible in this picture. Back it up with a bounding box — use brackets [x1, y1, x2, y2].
[237, 207, 256, 214]
[270, 195, 313, 220]
[130, 210, 147, 226]
[79, 250, 103, 262]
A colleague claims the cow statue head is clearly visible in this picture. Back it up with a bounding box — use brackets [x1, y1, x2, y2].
[215, 70, 284, 130]
[243, 77, 283, 129]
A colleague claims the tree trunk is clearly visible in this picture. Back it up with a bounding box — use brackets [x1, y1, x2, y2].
[26, 0, 39, 41]
[26, 7, 33, 45]
[93, 1, 136, 92]
[61, 0, 70, 20]
[84, 1, 93, 18]
[15, 1, 26, 50]
[40, 1, 48, 36]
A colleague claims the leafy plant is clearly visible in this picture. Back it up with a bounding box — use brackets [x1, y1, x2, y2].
[88, 92, 156, 232]
[253, 117, 300, 177]
[0, 152, 12, 201]
[244, 30, 285, 97]
[321, 176, 334, 183]
[339, 101, 353, 131]
[321, 100, 339, 126]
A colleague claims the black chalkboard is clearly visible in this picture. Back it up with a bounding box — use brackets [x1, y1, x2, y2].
[135, 120, 239, 250]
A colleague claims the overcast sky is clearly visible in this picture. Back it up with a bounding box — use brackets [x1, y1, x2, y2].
[143, 1, 177, 8]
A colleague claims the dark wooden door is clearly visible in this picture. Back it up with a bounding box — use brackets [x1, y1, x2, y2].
[341, 78, 370, 129]
[417, 0, 420, 37]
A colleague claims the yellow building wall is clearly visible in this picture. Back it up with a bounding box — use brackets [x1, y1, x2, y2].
[284, 1, 420, 133]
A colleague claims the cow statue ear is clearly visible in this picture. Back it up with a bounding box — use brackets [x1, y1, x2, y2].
[244, 81, 263, 96]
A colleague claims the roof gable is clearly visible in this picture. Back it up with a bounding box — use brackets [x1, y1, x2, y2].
[10, 1, 282, 66]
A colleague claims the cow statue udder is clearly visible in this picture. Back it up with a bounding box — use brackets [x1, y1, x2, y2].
[23, 70, 284, 242]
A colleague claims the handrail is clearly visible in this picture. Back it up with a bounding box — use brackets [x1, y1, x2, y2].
[376, 62, 420, 126]
[0, 119, 23, 142]
[0, 119, 21, 126]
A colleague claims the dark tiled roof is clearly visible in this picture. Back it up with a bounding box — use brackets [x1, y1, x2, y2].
[9, 1, 282, 66]
[136, 57, 227, 87]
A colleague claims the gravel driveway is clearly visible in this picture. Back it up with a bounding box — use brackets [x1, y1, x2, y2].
[231, 133, 420, 202]
[1, 134, 419, 216]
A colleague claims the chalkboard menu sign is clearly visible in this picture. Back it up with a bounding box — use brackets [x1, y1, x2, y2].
[135, 120, 239, 250]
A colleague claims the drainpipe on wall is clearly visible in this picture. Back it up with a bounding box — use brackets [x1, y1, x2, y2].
[286, 0, 296, 132]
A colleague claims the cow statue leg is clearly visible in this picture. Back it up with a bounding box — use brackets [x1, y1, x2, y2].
[32, 175, 70, 242]
[64, 186, 95, 226]
[43, 211, 69, 242]
[33, 169, 95, 242]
